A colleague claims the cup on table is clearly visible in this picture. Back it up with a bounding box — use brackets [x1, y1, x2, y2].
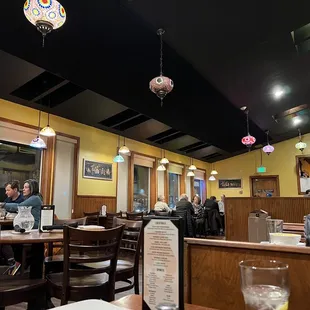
[266, 219, 283, 241]
[239, 260, 289, 310]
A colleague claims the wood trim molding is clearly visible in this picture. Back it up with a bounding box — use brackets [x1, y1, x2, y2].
[0, 117, 38, 131]
[128, 154, 134, 212]
[41, 136, 56, 204]
[296, 155, 309, 195]
[180, 165, 186, 195]
[249, 175, 280, 197]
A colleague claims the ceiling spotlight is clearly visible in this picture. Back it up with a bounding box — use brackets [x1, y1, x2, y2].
[240, 106, 247, 111]
[272, 86, 286, 100]
[292, 116, 302, 126]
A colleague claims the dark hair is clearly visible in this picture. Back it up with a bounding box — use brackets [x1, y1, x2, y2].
[5, 180, 20, 191]
[210, 196, 216, 201]
[192, 195, 201, 205]
[306, 189, 310, 194]
[24, 179, 40, 197]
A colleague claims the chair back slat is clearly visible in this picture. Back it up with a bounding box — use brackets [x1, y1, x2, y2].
[55, 217, 87, 226]
[83, 212, 100, 225]
[106, 212, 122, 228]
[126, 212, 143, 221]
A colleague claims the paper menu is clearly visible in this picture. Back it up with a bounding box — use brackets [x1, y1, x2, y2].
[40, 205, 54, 231]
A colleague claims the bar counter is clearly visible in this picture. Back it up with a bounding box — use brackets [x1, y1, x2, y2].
[184, 238, 310, 310]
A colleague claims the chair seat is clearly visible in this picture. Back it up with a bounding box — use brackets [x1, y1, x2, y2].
[0, 276, 46, 293]
[83, 259, 134, 273]
[47, 272, 109, 288]
[45, 254, 90, 263]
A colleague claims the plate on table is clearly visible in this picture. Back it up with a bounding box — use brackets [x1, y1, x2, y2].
[78, 225, 105, 231]
[11, 231, 31, 235]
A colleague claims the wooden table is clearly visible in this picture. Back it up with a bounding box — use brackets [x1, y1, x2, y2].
[0, 229, 63, 244]
[0, 219, 13, 227]
[112, 295, 218, 310]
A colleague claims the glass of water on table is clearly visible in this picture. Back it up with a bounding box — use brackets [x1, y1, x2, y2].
[239, 260, 289, 310]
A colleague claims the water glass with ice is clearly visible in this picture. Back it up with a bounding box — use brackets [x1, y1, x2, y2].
[239, 260, 289, 310]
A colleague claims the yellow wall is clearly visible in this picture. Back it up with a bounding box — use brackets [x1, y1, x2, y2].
[0, 99, 208, 196]
[209, 134, 310, 198]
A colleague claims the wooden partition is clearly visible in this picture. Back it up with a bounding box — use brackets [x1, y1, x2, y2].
[185, 238, 310, 310]
[225, 197, 310, 241]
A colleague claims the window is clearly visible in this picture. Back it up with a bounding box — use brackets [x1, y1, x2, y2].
[0, 141, 42, 201]
[193, 179, 206, 203]
[168, 173, 180, 209]
[133, 165, 150, 212]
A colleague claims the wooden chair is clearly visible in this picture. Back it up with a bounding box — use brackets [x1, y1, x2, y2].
[44, 217, 88, 274]
[283, 222, 305, 242]
[106, 212, 122, 228]
[83, 211, 100, 225]
[126, 211, 143, 221]
[46, 224, 124, 305]
[0, 275, 46, 309]
[82, 218, 142, 294]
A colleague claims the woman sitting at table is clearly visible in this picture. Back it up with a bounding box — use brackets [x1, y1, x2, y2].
[3, 179, 43, 229]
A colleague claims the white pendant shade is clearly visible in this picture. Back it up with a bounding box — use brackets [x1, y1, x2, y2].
[40, 125, 56, 137]
[209, 175, 216, 181]
[210, 170, 218, 175]
[119, 145, 130, 154]
[113, 154, 124, 163]
[157, 164, 166, 171]
[160, 157, 169, 164]
[188, 164, 197, 171]
[295, 141, 307, 151]
[30, 136, 46, 149]
[187, 171, 195, 177]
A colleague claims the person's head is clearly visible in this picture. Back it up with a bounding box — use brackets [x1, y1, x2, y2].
[5, 181, 20, 198]
[221, 194, 226, 201]
[180, 193, 188, 201]
[306, 189, 310, 195]
[210, 196, 216, 201]
[23, 179, 39, 198]
[158, 195, 165, 202]
[193, 195, 201, 205]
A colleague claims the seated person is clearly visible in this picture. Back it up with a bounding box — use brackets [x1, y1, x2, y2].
[154, 195, 170, 213]
[175, 194, 195, 237]
[4, 180, 24, 203]
[192, 194, 203, 216]
[0, 181, 24, 275]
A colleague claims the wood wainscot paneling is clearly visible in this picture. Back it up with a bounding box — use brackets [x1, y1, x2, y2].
[73, 195, 116, 218]
[225, 197, 310, 241]
[185, 238, 310, 310]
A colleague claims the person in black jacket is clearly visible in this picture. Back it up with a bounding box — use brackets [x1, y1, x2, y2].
[175, 194, 195, 237]
[203, 196, 221, 235]
[203, 196, 219, 212]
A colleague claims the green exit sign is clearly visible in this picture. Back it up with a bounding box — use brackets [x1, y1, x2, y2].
[257, 166, 266, 173]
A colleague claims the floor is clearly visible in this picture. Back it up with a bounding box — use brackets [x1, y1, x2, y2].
[3, 265, 142, 310]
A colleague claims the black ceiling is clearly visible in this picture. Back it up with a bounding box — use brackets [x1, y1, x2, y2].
[0, 0, 310, 162]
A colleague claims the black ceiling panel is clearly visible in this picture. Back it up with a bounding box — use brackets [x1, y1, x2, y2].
[201, 152, 223, 161]
[179, 141, 211, 153]
[36, 83, 85, 108]
[98, 109, 140, 127]
[113, 114, 150, 131]
[10, 71, 64, 101]
[155, 132, 186, 145]
[147, 129, 180, 142]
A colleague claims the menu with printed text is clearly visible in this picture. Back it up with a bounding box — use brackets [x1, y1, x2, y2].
[142, 218, 183, 310]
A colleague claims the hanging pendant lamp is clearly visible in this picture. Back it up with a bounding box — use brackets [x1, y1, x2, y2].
[149, 29, 174, 107]
[119, 137, 130, 155]
[24, 0, 66, 47]
[40, 112, 56, 137]
[157, 164, 166, 171]
[209, 175, 216, 181]
[187, 170, 195, 177]
[160, 149, 169, 164]
[262, 130, 274, 155]
[295, 129, 307, 152]
[113, 136, 125, 163]
[210, 163, 218, 175]
[188, 158, 197, 171]
[241, 110, 256, 148]
[30, 110, 47, 149]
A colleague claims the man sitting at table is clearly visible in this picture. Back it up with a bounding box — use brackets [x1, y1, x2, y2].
[4, 180, 24, 204]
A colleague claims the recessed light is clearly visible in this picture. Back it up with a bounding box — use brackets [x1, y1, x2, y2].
[240, 106, 247, 111]
[272, 86, 288, 100]
[293, 116, 302, 126]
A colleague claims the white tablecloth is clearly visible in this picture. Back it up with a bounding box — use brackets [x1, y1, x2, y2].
[54, 299, 125, 310]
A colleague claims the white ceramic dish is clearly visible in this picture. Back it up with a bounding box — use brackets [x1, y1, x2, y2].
[269, 233, 301, 245]
[78, 225, 105, 231]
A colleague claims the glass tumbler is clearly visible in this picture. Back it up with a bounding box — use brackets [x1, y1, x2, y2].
[239, 260, 289, 310]
[266, 219, 283, 241]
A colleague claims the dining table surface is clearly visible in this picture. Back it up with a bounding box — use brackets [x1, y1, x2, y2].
[0, 218, 14, 226]
[111, 295, 219, 310]
[0, 229, 63, 244]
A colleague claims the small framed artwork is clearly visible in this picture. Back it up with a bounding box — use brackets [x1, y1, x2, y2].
[83, 159, 112, 181]
[218, 178, 242, 189]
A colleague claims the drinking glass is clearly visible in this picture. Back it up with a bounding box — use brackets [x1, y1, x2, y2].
[239, 260, 289, 310]
[266, 219, 283, 241]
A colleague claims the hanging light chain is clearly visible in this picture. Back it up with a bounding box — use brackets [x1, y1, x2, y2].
[157, 28, 165, 76]
[298, 128, 302, 141]
[38, 110, 41, 135]
[266, 130, 270, 144]
[245, 110, 250, 135]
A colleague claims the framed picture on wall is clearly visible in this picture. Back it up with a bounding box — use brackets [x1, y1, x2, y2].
[218, 178, 242, 189]
[82, 159, 112, 181]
